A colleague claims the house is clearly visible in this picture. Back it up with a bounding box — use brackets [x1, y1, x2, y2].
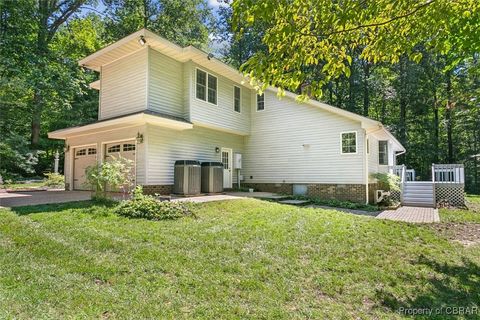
[48, 29, 405, 203]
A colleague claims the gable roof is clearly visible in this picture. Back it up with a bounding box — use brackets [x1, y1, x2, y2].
[79, 29, 405, 152]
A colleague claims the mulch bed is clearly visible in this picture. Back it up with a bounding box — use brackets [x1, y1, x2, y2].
[430, 223, 480, 247]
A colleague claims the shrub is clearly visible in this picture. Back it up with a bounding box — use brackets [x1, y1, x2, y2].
[114, 186, 195, 220]
[85, 156, 134, 198]
[44, 172, 65, 188]
[371, 172, 400, 192]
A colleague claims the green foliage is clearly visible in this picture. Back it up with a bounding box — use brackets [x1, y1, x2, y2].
[232, 0, 480, 99]
[43, 173, 65, 188]
[114, 186, 195, 220]
[371, 172, 400, 192]
[84, 156, 134, 198]
[0, 136, 42, 181]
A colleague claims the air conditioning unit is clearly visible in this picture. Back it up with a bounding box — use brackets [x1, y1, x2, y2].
[174, 160, 201, 195]
[375, 190, 391, 203]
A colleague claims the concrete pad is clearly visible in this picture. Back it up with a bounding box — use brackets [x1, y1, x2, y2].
[376, 206, 440, 223]
[0, 190, 91, 208]
[225, 192, 289, 200]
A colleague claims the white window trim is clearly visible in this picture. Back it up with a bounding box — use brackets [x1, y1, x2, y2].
[233, 85, 241, 113]
[256, 93, 265, 112]
[340, 131, 358, 155]
[195, 67, 218, 106]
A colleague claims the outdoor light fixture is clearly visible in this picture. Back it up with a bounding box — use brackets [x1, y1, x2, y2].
[215, 147, 220, 153]
[138, 35, 146, 46]
[64, 144, 70, 152]
[207, 53, 214, 60]
[136, 132, 144, 144]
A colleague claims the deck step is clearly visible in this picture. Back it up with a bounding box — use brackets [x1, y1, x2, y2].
[402, 181, 435, 207]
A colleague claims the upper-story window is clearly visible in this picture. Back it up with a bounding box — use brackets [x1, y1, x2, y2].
[234, 86, 241, 112]
[256, 93, 265, 111]
[379, 140, 389, 165]
[196, 68, 217, 105]
[341, 131, 357, 154]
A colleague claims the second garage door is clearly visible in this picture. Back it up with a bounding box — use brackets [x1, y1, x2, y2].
[73, 146, 97, 190]
[105, 141, 136, 190]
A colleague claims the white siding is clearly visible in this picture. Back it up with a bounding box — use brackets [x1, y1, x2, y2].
[146, 124, 244, 185]
[188, 63, 251, 135]
[243, 90, 366, 184]
[64, 126, 146, 187]
[368, 135, 381, 180]
[148, 48, 184, 117]
[100, 49, 147, 120]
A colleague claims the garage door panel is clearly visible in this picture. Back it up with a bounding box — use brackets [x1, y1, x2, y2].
[73, 146, 97, 190]
[105, 141, 136, 192]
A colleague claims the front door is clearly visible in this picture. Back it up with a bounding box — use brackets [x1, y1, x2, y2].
[221, 148, 232, 189]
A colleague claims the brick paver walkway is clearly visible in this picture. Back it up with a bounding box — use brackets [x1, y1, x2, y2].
[376, 206, 440, 223]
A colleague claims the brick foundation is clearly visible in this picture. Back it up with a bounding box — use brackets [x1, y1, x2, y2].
[243, 183, 293, 194]
[244, 183, 368, 203]
[141, 185, 173, 195]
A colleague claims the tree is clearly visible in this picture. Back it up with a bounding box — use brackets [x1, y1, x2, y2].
[232, 0, 480, 99]
[102, 0, 214, 48]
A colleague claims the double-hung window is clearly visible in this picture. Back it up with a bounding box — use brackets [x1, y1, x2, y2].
[256, 94, 265, 111]
[341, 131, 357, 154]
[379, 140, 389, 165]
[234, 86, 241, 112]
[196, 68, 217, 105]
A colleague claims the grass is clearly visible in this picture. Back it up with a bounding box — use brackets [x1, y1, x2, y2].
[1, 199, 479, 319]
[439, 194, 480, 223]
[4, 181, 46, 190]
[292, 195, 380, 211]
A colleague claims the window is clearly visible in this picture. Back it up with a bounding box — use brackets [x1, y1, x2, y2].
[207, 74, 217, 104]
[256, 94, 265, 111]
[87, 148, 97, 155]
[234, 86, 241, 112]
[379, 140, 389, 165]
[196, 69, 206, 101]
[107, 145, 120, 153]
[76, 149, 86, 156]
[123, 143, 135, 151]
[196, 69, 217, 105]
[341, 132, 357, 154]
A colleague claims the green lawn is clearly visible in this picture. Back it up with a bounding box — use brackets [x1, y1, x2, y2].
[440, 195, 480, 223]
[4, 181, 46, 190]
[1, 199, 479, 319]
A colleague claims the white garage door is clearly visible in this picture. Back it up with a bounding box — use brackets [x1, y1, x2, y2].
[73, 146, 97, 190]
[105, 141, 136, 191]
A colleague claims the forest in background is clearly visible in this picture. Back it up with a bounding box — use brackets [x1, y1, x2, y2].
[0, 0, 479, 193]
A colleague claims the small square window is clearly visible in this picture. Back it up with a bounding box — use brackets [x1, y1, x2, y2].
[107, 145, 120, 153]
[341, 132, 357, 154]
[234, 86, 241, 112]
[87, 148, 97, 155]
[76, 149, 86, 156]
[123, 143, 135, 151]
[257, 94, 265, 111]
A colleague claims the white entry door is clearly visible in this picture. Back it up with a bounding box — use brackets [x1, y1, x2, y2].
[221, 148, 233, 189]
[73, 146, 97, 190]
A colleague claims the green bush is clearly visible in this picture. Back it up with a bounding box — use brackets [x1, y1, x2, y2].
[293, 195, 379, 211]
[114, 186, 195, 220]
[85, 156, 134, 198]
[44, 172, 65, 188]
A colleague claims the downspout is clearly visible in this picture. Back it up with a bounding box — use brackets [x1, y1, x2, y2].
[365, 130, 369, 204]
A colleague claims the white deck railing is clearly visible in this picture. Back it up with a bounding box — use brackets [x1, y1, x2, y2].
[389, 165, 415, 181]
[432, 164, 465, 184]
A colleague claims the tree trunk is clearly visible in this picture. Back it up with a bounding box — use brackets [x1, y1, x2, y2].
[433, 89, 439, 163]
[399, 58, 407, 148]
[363, 61, 370, 116]
[445, 70, 454, 163]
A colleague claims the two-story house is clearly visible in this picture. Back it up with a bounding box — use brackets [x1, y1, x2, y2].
[48, 29, 405, 203]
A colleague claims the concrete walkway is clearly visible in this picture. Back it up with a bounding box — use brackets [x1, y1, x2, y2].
[0, 190, 91, 208]
[376, 206, 440, 223]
